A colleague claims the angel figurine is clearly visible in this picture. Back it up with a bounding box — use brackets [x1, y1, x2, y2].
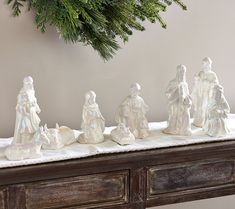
[111, 123, 135, 145]
[115, 83, 149, 139]
[78, 91, 105, 144]
[13, 76, 41, 144]
[203, 84, 230, 137]
[192, 57, 219, 127]
[163, 65, 192, 136]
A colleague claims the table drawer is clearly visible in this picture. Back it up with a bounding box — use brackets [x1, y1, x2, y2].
[17, 171, 129, 209]
[147, 160, 235, 198]
[0, 188, 6, 209]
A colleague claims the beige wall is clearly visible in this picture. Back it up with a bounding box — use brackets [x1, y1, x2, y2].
[1, 0, 235, 208]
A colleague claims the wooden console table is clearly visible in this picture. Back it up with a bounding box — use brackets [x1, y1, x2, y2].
[1, 140, 235, 209]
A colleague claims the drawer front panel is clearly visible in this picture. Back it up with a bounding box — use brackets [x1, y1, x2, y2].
[148, 161, 234, 197]
[0, 189, 6, 209]
[24, 171, 129, 209]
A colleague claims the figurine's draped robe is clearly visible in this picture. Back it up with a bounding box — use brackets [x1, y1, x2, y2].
[204, 95, 230, 137]
[13, 88, 41, 144]
[116, 95, 149, 138]
[81, 103, 105, 143]
[192, 71, 218, 127]
[165, 80, 192, 135]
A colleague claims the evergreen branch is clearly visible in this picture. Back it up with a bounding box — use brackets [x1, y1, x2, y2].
[7, 0, 187, 60]
[173, 0, 187, 10]
[8, 0, 26, 16]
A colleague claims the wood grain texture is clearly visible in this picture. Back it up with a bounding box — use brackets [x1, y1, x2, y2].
[147, 160, 234, 196]
[0, 188, 6, 209]
[1, 140, 235, 209]
[8, 185, 26, 209]
[19, 171, 129, 209]
[147, 183, 235, 207]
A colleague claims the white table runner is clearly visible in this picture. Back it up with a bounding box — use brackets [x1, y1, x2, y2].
[1, 115, 235, 169]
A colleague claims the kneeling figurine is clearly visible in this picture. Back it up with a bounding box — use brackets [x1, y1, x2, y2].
[203, 84, 230, 137]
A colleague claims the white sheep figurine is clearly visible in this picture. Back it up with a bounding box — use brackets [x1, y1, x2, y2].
[5, 127, 49, 161]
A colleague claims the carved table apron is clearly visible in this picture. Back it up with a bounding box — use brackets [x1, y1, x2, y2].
[1, 140, 235, 209]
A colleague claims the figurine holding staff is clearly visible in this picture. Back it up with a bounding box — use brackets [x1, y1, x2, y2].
[13, 76, 41, 144]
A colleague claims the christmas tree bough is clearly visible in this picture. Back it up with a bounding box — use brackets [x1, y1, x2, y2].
[7, 0, 186, 60]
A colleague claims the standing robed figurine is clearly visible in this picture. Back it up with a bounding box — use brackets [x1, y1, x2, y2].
[203, 84, 230, 137]
[13, 76, 41, 144]
[192, 57, 219, 127]
[78, 91, 105, 144]
[163, 65, 192, 136]
[115, 83, 149, 139]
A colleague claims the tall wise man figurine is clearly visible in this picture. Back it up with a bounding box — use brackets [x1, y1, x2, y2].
[163, 65, 192, 136]
[78, 91, 105, 144]
[13, 76, 41, 144]
[116, 83, 149, 139]
[192, 57, 219, 127]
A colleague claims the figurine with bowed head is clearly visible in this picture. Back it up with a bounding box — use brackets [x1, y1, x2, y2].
[13, 76, 41, 144]
[203, 84, 230, 137]
[115, 83, 149, 139]
[5, 127, 49, 161]
[192, 57, 219, 127]
[78, 91, 105, 144]
[111, 123, 135, 145]
[163, 65, 192, 136]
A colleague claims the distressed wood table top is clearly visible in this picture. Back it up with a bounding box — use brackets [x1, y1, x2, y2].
[1, 140, 235, 209]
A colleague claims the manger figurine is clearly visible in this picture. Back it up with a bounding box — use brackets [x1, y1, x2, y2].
[191, 57, 219, 127]
[115, 83, 149, 139]
[163, 65, 192, 136]
[78, 91, 105, 144]
[111, 123, 135, 145]
[203, 84, 230, 137]
[13, 76, 41, 144]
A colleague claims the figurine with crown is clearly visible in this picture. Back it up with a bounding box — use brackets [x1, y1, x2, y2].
[4, 76, 48, 161]
[13, 76, 41, 144]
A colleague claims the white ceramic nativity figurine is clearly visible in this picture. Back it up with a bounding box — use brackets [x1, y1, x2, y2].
[203, 84, 230, 137]
[115, 83, 149, 139]
[191, 57, 219, 127]
[163, 65, 192, 136]
[78, 91, 105, 144]
[5, 127, 49, 161]
[111, 123, 135, 145]
[13, 76, 41, 144]
[41, 124, 76, 150]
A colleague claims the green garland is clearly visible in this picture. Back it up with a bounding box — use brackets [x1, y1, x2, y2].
[7, 0, 186, 60]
